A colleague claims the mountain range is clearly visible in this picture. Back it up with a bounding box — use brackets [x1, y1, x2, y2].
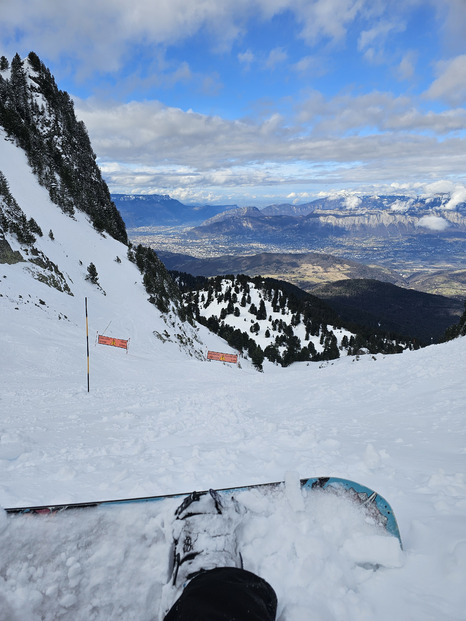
[195, 197, 466, 238]
[114, 192, 466, 232]
[1, 51, 428, 375]
[1, 52, 463, 365]
[117, 191, 466, 295]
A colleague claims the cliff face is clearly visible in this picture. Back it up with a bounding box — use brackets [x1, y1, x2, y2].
[308, 209, 464, 234]
[189, 202, 466, 240]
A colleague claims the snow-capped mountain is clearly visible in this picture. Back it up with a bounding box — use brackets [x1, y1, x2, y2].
[192, 196, 466, 239]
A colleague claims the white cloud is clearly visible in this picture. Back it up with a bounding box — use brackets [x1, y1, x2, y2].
[1, 0, 251, 75]
[416, 215, 450, 231]
[294, 0, 366, 45]
[297, 90, 466, 135]
[238, 50, 255, 68]
[74, 92, 466, 199]
[358, 18, 405, 63]
[424, 180, 457, 195]
[287, 191, 314, 203]
[0, 0, 370, 76]
[444, 186, 466, 210]
[423, 181, 466, 210]
[265, 47, 288, 70]
[424, 54, 466, 106]
[344, 195, 362, 209]
[396, 51, 417, 81]
[292, 55, 327, 77]
[390, 199, 413, 212]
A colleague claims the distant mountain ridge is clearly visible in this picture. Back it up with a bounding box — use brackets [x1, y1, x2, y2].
[112, 193, 238, 227]
[113, 190, 466, 234]
[190, 198, 466, 241]
[119, 191, 466, 278]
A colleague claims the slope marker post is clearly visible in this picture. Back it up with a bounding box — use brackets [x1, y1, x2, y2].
[85, 297, 90, 392]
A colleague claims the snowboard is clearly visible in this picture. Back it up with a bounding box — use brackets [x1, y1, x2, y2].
[3, 476, 402, 546]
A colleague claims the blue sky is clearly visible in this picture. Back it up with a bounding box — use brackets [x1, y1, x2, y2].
[1, 0, 466, 206]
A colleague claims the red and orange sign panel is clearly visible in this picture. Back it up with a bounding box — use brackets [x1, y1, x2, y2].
[207, 350, 238, 364]
[98, 335, 128, 350]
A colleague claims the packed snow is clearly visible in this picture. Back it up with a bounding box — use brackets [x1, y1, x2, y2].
[1, 133, 466, 620]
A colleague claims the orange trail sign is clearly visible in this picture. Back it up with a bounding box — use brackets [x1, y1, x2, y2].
[98, 335, 129, 350]
[207, 350, 238, 364]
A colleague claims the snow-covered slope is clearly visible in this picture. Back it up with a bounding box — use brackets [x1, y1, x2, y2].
[0, 129, 233, 363]
[1, 106, 466, 620]
[1, 280, 465, 620]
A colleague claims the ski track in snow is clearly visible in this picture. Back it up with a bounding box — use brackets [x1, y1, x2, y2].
[1, 132, 465, 619]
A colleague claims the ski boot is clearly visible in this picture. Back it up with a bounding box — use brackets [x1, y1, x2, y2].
[170, 489, 243, 589]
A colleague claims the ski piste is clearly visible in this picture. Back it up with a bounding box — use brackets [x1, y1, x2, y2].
[4, 476, 402, 546]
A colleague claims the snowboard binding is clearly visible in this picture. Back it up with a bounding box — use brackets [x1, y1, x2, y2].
[170, 489, 243, 589]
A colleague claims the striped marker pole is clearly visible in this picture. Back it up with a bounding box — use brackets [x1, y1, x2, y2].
[85, 297, 90, 392]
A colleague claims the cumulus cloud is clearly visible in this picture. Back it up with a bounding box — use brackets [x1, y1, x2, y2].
[74, 91, 466, 199]
[423, 181, 466, 209]
[424, 180, 457, 195]
[344, 195, 362, 209]
[76, 95, 463, 168]
[416, 215, 450, 231]
[294, 0, 366, 45]
[1, 0, 249, 75]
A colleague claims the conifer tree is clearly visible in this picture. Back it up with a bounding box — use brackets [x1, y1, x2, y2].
[86, 262, 99, 285]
